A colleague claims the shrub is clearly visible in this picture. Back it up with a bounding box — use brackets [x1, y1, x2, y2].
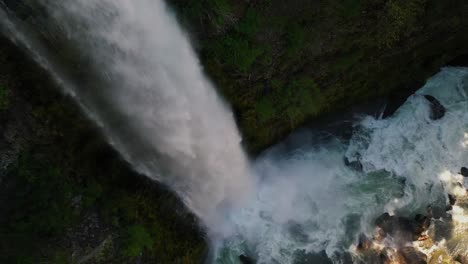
[377, 0, 426, 48]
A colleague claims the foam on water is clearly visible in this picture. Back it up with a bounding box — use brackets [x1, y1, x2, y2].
[1, 1, 468, 262]
[216, 67, 468, 263]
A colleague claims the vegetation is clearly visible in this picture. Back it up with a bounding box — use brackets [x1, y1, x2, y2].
[122, 225, 154, 258]
[0, 39, 206, 263]
[0, 0, 468, 263]
[169, 0, 468, 152]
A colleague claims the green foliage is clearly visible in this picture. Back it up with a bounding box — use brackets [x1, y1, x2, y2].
[8, 152, 76, 237]
[333, 50, 364, 72]
[255, 96, 276, 123]
[0, 81, 10, 111]
[377, 0, 426, 48]
[208, 0, 233, 29]
[283, 77, 323, 126]
[341, 0, 361, 18]
[286, 25, 306, 58]
[215, 36, 263, 73]
[82, 179, 104, 208]
[173, 0, 233, 30]
[236, 8, 259, 38]
[15, 255, 34, 264]
[122, 225, 154, 258]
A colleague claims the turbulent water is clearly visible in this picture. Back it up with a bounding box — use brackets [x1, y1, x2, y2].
[1, 1, 468, 263]
[0, 0, 251, 235]
[215, 67, 468, 263]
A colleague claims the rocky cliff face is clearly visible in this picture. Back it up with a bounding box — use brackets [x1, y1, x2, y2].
[169, 0, 468, 152]
[0, 38, 206, 264]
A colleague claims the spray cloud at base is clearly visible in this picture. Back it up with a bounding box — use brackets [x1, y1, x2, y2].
[216, 67, 468, 263]
[1, 1, 468, 263]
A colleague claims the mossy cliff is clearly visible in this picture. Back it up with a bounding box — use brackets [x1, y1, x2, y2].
[1, 0, 468, 263]
[0, 39, 206, 263]
[169, 0, 468, 152]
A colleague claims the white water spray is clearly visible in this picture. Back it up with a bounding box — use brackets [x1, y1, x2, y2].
[216, 67, 468, 264]
[0, 0, 252, 234]
[2, 1, 468, 263]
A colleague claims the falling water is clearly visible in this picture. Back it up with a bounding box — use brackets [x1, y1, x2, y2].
[216, 67, 468, 263]
[0, 0, 252, 235]
[2, 1, 468, 263]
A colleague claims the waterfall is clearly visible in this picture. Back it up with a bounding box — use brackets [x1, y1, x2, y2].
[217, 67, 468, 263]
[2, 1, 468, 263]
[0, 0, 252, 235]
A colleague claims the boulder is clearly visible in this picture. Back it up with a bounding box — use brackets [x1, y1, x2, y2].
[375, 213, 427, 243]
[455, 254, 468, 264]
[357, 234, 372, 251]
[379, 248, 393, 264]
[344, 156, 363, 172]
[423, 95, 445, 120]
[397, 247, 427, 264]
[460, 167, 468, 177]
[448, 194, 457, 205]
[414, 214, 430, 233]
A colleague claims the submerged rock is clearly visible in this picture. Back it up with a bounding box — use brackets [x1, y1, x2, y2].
[344, 156, 363, 172]
[423, 95, 445, 120]
[460, 167, 468, 177]
[239, 254, 255, 264]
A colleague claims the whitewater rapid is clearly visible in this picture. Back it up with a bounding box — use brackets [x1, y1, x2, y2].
[0, 0, 251, 234]
[216, 67, 468, 263]
[2, 1, 468, 263]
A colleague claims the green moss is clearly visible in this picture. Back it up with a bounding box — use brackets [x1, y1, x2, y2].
[342, 0, 361, 18]
[236, 7, 260, 38]
[215, 36, 263, 73]
[286, 24, 306, 58]
[122, 225, 154, 258]
[7, 152, 76, 237]
[333, 50, 364, 72]
[376, 0, 426, 48]
[255, 97, 276, 123]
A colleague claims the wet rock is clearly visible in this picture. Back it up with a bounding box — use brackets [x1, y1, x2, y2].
[344, 157, 363, 172]
[414, 214, 430, 233]
[423, 95, 445, 120]
[460, 167, 468, 177]
[379, 248, 393, 264]
[375, 213, 427, 242]
[448, 194, 457, 205]
[445, 204, 453, 211]
[239, 254, 255, 264]
[455, 254, 468, 264]
[357, 234, 372, 251]
[397, 247, 427, 264]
